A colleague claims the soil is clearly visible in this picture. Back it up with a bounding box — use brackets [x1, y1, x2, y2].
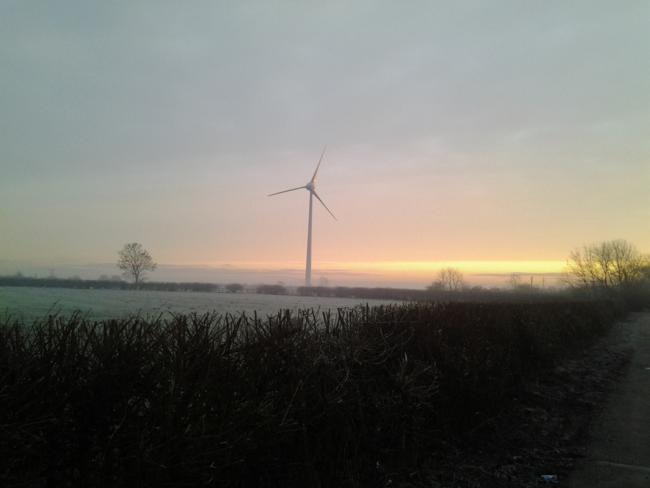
[568, 312, 650, 487]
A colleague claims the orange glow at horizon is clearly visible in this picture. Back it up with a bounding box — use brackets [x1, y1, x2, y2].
[197, 260, 567, 276]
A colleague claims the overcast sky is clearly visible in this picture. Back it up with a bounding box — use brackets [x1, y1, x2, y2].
[1, 1, 648, 282]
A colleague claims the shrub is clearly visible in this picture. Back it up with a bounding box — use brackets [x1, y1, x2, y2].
[0, 301, 618, 487]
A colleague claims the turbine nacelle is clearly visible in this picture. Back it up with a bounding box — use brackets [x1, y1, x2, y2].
[267, 146, 336, 220]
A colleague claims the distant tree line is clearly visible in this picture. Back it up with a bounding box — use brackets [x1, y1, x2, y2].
[1, 274, 566, 302]
[0, 275, 221, 293]
[256, 284, 287, 295]
[6, 239, 646, 307]
[296, 284, 564, 303]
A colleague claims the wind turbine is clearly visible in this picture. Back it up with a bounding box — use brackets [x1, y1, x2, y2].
[268, 147, 337, 287]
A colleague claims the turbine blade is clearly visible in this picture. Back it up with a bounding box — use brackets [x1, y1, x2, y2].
[310, 146, 327, 183]
[268, 185, 306, 197]
[312, 190, 337, 220]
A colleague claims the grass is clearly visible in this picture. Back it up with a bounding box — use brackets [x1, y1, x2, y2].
[0, 301, 621, 487]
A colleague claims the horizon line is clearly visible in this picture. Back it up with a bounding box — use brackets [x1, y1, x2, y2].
[1, 259, 568, 275]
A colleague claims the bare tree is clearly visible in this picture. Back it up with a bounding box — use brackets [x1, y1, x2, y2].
[434, 267, 465, 292]
[566, 239, 647, 289]
[117, 243, 156, 286]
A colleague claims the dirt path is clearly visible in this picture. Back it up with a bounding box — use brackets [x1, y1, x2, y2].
[568, 312, 650, 487]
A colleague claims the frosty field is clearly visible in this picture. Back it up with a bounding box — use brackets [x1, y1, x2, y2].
[0, 286, 392, 321]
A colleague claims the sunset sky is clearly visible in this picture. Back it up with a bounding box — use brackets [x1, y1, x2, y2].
[1, 1, 649, 286]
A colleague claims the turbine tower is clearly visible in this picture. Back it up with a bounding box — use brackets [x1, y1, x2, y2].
[268, 147, 337, 287]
